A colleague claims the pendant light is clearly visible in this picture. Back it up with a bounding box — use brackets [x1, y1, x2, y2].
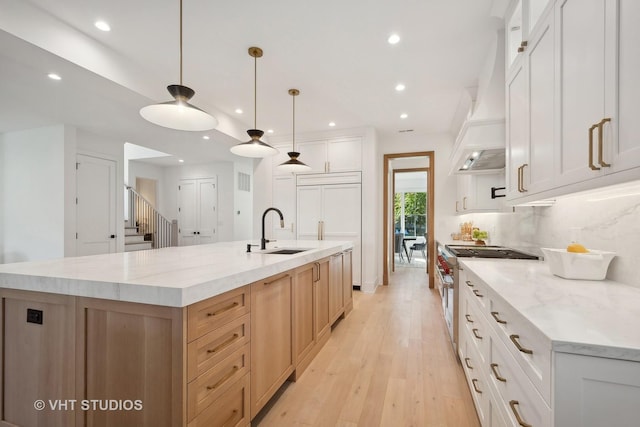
[230, 47, 278, 158]
[139, 0, 217, 131]
[278, 89, 311, 172]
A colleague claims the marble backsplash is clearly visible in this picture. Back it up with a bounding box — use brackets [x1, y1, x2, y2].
[457, 180, 640, 288]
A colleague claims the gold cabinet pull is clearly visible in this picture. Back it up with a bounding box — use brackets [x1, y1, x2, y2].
[455, 201, 459, 212]
[588, 123, 601, 170]
[517, 165, 523, 192]
[465, 314, 474, 323]
[465, 280, 474, 287]
[221, 409, 239, 426]
[491, 311, 507, 324]
[206, 333, 240, 354]
[206, 365, 239, 391]
[463, 196, 467, 210]
[597, 117, 611, 167]
[464, 357, 473, 369]
[472, 328, 483, 340]
[473, 289, 484, 298]
[207, 301, 239, 317]
[510, 334, 533, 354]
[490, 363, 507, 382]
[518, 40, 528, 53]
[509, 400, 532, 427]
[520, 164, 528, 192]
[471, 378, 482, 394]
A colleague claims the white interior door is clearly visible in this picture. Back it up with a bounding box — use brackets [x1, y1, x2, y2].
[197, 178, 217, 244]
[76, 154, 116, 256]
[178, 179, 197, 246]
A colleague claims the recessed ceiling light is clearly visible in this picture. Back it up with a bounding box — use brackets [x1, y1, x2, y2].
[388, 33, 400, 45]
[202, 135, 210, 140]
[400, 113, 408, 119]
[329, 122, 336, 127]
[178, 159, 184, 163]
[235, 108, 243, 114]
[47, 73, 61, 80]
[95, 20, 111, 32]
[395, 83, 406, 91]
[267, 129, 274, 134]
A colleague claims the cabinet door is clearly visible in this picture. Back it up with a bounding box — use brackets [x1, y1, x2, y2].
[506, 61, 529, 199]
[272, 175, 296, 239]
[197, 178, 217, 244]
[556, 0, 607, 185]
[342, 249, 353, 313]
[472, 174, 506, 211]
[293, 265, 315, 365]
[328, 253, 344, 324]
[296, 185, 322, 240]
[608, 0, 640, 173]
[456, 175, 470, 213]
[250, 274, 294, 418]
[297, 140, 327, 173]
[315, 260, 330, 342]
[327, 137, 362, 172]
[178, 180, 198, 245]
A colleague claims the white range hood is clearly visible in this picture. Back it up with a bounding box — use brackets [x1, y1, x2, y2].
[450, 29, 506, 175]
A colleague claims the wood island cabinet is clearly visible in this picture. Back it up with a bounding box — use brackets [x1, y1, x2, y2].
[329, 253, 344, 325]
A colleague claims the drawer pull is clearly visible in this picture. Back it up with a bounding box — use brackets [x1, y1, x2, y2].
[207, 301, 239, 317]
[206, 333, 240, 354]
[510, 334, 533, 354]
[491, 311, 507, 324]
[464, 357, 473, 370]
[465, 314, 474, 323]
[471, 378, 482, 394]
[206, 365, 239, 391]
[490, 363, 507, 382]
[472, 328, 483, 340]
[473, 289, 484, 298]
[509, 400, 532, 427]
[222, 409, 239, 426]
[465, 280, 474, 287]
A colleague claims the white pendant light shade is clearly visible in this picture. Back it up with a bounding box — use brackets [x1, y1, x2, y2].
[278, 89, 310, 172]
[139, 0, 217, 131]
[230, 47, 278, 158]
[140, 85, 218, 131]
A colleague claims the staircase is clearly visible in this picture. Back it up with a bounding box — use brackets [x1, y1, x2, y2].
[124, 220, 153, 252]
[125, 186, 177, 252]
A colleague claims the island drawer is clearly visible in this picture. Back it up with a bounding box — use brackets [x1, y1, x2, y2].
[187, 313, 250, 382]
[187, 342, 250, 421]
[187, 372, 250, 427]
[188, 285, 250, 342]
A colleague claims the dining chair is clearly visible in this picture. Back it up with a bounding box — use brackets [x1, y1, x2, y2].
[394, 232, 405, 262]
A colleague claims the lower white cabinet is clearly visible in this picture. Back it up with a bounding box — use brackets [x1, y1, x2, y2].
[459, 267, 640, 427]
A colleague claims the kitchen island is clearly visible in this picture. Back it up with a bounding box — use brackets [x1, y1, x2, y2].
[0, 240, 354, 427]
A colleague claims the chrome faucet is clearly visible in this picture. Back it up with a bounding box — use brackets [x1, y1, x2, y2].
[261, 207, 284, 250]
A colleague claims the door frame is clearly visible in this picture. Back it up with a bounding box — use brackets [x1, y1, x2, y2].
[383, 152, 435, 288]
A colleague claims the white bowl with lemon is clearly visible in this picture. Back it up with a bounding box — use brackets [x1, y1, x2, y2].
[541, 244, 616, 280]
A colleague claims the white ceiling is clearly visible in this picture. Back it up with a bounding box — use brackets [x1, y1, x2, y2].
[0, 0, 504, 165]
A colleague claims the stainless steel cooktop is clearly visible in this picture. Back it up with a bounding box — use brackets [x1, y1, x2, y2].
[445, 245, 539, 260]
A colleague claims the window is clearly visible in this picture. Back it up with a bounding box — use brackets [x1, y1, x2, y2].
[394, 192, 427, 236]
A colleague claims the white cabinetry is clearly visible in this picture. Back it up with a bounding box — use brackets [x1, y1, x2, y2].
[296, 173, 361, 287]
[506, 0, 554, 69]
[272, 175, 296, 239]
[456, 174, 505, 213]
[297, 137, 362, 174]
[178, 178, 217, 246]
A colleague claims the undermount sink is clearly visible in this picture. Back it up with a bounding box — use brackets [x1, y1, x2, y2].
[264, 248, 309, 255]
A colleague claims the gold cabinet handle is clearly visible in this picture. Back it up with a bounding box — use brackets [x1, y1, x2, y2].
[588, 123, 601, 170]
[455, 201, 459, 212]
[490, 363, 507, 382]
[207, 333, 240, 354]
[517, 40, 528, 52]
[509, 400, 532, 427]
[491, 311, 507, 324]
[207, 301, 239, 317]
[471, 378, 482, 394]
[597, 117, 611, 167]
[464, 357, 473, 369]
[206, 365, 239, 391]
[520, 164, 528, 192]
[516, 165, 522, 192]
[465, 314, 474, 323]
[465, 280, 474, 287]
[510, 334, 533, 354]
[472, 328, 483, 340]
[221, 409, 239, 426]
[473, 289, 484, 298]
[463, 196, 467, 210]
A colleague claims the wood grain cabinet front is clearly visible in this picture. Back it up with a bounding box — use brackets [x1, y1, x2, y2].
[187, 373, 250, 427]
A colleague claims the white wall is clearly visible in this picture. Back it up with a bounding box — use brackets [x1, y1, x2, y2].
[128, 160, 171, 218]
[456, 180, 640, 288]
[0, 125, 73, 263]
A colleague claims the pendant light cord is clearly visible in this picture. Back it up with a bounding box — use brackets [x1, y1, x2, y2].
[254, 55, 257, 129]
[292, 94, 296, 151]
[179, 0, 183, 85]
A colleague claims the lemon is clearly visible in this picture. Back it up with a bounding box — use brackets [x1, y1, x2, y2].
[567, 243, 589, 253]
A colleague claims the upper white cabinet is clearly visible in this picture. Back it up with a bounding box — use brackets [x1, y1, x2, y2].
[506, 0, 640, 202]
[272, 137, 362, 175]
[506, 0, 554, 69]
[456, 174, 506, 213]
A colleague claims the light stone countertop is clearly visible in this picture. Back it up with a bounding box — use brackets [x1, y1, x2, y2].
[0, 240, 353, 307]
[459, 258, 640, 362]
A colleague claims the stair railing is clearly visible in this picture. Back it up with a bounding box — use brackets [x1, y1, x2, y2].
[126, 185, 177, 249]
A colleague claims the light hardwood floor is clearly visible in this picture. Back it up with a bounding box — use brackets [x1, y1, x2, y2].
[253, 267, 480, 427]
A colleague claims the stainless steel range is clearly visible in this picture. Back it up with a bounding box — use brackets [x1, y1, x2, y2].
[435, 242, 539, 352]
